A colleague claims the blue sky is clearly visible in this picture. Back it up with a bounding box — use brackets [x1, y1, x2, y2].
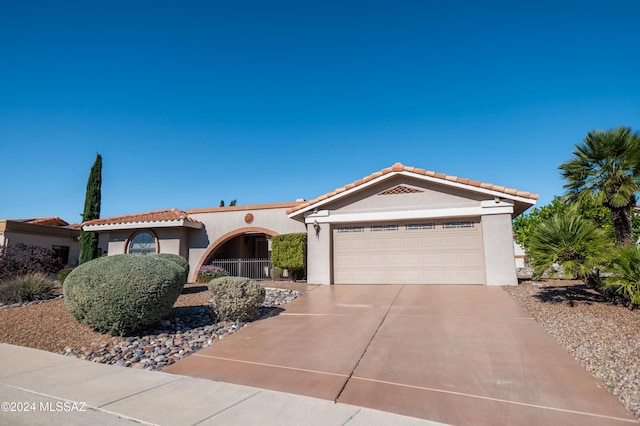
[1, 1, 639, 223]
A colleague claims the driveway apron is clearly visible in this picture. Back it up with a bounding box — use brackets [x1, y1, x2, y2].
[164, 285, 635, 425]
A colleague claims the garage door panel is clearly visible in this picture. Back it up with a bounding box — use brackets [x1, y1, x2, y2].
[352, 255, 370, 266]
[420, 236, 440, 250]
[461, 252, 483, 264]
[440, 236, 461, 249]
[382, 237, 401, 249]
[403, 238, 421, 249]
[442, 253, 462, 267]
[404, 253, 422, 264]
[422, 255, 441, 265]
[333, 219, 485, 285]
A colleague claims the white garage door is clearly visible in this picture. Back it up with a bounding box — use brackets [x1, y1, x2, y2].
[333, 219, 485, 285]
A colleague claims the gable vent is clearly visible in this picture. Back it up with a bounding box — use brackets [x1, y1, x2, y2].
[377, 185, 424, 195]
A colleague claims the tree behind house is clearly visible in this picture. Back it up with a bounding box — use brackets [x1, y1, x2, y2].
[79, 153, 102, 264]
[558, 126, 640, 246]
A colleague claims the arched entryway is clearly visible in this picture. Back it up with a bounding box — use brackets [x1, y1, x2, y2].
[193, 227, 279, 281]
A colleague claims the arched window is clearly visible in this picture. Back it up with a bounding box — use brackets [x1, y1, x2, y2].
[128, 232, 157, 255]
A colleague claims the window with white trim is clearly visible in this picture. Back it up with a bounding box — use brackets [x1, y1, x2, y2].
[371, 225, 398, 232]
[128, 232, 157, 255]
[406, 223, 435, 230]
[337, 226, 365, 233]
[443, 221, 474, 229]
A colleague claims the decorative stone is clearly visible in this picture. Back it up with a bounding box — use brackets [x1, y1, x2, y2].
[59, 288, 302, 372]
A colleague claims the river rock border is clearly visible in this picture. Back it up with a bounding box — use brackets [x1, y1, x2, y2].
[61, 287, 302, 371]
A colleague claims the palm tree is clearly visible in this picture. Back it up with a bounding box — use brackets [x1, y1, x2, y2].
[559, 126, 640, 246]
[527, 211, 614, 283]
[606, 246, 640, 306]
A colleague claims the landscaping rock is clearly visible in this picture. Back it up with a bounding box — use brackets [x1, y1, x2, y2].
[60, 287, 302, 372]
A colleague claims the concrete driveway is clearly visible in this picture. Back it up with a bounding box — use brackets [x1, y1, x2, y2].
[164, 285, 635, 425]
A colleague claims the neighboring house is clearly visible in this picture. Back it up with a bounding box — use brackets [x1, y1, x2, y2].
[83, 163, 538, 285]
[513, 242, 528, 270]
[0, 217, 81, 266]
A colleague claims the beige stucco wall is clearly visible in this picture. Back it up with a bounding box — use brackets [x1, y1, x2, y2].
[187, 206, 306, 281]
[297, 175, 525, 286]
[104, 228, 190, 258]
[98, 206, 305, 282]
[481, 214, 518, 285]
[306, 222, 332, 285]
[326, 176, 484, 214]
[0, 222, 80, 265]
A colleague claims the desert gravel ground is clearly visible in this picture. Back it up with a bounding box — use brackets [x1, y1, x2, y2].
[504, 280, 640, 421]
[0, 281, 313, 355]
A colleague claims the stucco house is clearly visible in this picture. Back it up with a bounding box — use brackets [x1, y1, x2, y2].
[0, 217, 82, 266]
[83, 163, 538, 285]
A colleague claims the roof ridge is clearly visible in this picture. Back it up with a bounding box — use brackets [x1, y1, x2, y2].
[186, 201, 302, 214]
[82, 208, 194, 226]
[286, 163, 539, 215]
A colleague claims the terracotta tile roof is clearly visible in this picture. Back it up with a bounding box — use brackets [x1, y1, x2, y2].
[10, 217, 70, 227]
[286, 162, 539, 215]
[83, 208, 200, 227]
[187, 202, 303, 214]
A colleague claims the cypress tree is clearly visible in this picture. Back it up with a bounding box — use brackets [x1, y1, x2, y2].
[79, 153, 102, 264]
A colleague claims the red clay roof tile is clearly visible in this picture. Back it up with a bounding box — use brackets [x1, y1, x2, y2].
[83, 208, 199, 227]
[11, 217, 71, 227]
[286, 162, 539, 215]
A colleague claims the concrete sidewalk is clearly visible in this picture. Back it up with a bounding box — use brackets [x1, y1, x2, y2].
[0, 343, 442, 426]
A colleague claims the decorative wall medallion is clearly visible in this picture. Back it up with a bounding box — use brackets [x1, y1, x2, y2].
[244, 213, 254, 224]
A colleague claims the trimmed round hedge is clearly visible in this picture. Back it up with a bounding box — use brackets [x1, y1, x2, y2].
[208, 276, 265, 322]
[64, 254, 185, 335]
[152, 253, 189, 284]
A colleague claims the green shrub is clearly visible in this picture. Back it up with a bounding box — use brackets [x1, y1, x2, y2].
[152, 253, 189, 284]
[58, 267, 75, 284]
[197, 264, 228, 282]
[0, 273, 57, 304]
[208, 276, 265, 321]
[606, 246, 640, 306]
[526, 211, 614, 281]
[271, 233, 306, 280]
[64, 254, 185, 335]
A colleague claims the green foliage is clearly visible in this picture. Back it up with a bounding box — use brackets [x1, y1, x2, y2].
[197, 264, 228, 283]
[64, 254, 184, 335]
[0, 273, 57, 304]
[208, 276, 265, 321]
[606, 247, 640, 306]
[513, 196, 618, 246]
[558, 127, 640, 246]
[57, 267, 75, 284]
[80, 153, 102, 264]
[152, 253, 189, 284]
[271, 233, 307, 278]
[0, 243, 62, 280]
[526, 210, 614, 281]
